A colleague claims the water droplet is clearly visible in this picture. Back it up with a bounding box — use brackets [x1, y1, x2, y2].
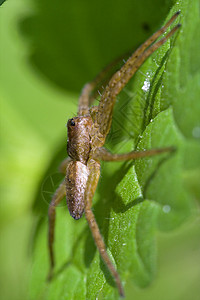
[142, 78, 150, 92]
[163, 205, 171, 213]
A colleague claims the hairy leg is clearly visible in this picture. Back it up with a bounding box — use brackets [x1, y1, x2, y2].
[78, 82, 96, 116]
[97, 12, 180, 136]
[48, 180, 66, 280]
[84, 158, 124, 297]
[93, 146, 175, 161]
[112, 12, 180, 82]
[78, 48, 137, 116]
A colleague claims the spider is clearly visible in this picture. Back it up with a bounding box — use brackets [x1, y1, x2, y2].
[48, 12, 180, 297]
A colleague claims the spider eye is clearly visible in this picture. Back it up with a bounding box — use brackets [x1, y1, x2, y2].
[70, 119, 75, 126]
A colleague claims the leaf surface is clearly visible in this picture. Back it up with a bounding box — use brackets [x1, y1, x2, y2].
[0, 0, 199, 299]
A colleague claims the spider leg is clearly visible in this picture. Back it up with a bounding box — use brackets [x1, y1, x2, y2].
[78, 48, 136, 117]
[93, 146, 175, 161]
[97, 12, 181, 136]
[59, 157, 72, 174]
[114, 11, 180, 81]
[78, 82, 96, 116]
[85, 158, 124, 297]
[89, 106, 99, 123]
[87, 50, 135, 106]
[48, 180, 66, 280]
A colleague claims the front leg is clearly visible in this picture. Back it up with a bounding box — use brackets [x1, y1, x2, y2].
[48, 157, 72, 279]
[84, 158, 124, 297]
[96, 12, 180, 137]
[93, 146, 175, 161]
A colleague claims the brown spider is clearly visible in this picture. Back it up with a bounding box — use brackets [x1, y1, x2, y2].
[48, 12, 180, 297]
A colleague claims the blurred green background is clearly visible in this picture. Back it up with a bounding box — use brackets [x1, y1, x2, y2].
[0, 0, 200, 299]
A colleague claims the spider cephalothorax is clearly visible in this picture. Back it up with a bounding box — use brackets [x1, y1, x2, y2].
[67, 116, 93, 163]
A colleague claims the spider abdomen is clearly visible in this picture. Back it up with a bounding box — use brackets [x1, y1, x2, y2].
[65, 161, 89, 220]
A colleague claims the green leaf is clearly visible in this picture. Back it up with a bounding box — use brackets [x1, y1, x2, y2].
[29, 0, 199, 298]
[0, 0, 7, 6]
[1, 0, 199, 299]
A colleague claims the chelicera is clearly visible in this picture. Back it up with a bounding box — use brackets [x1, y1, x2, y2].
[48, 12, 180, 297]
